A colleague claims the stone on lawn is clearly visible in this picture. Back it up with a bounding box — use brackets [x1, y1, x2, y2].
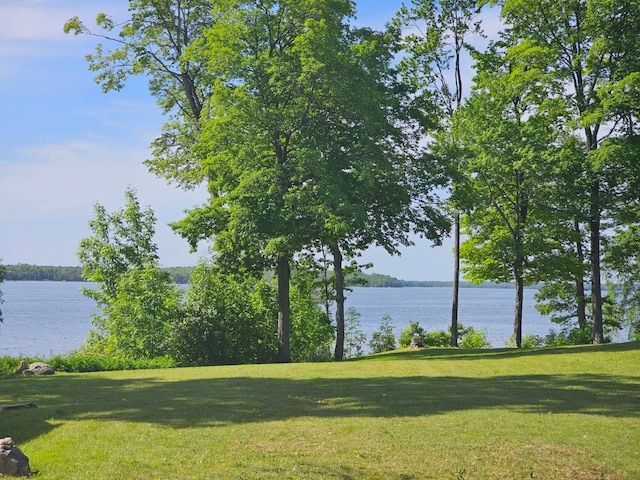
[0, 437, 31, 477]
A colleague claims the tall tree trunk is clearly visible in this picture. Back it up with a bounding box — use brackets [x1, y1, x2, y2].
[276, 253, 291, 362]
[332, 245, 345, 361]
[574, 221, 588, 330]
[576, 278, 588, 330]
[450, 211, 460, 347]
[513, 261, 524, 348]
[590, 182, 604, 343]
[513, 169, 527, 348]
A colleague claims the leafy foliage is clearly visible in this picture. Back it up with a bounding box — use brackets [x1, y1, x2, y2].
[399, 322, 427, 348]
[400, 321, 490, 348]
[47, 354, 176, 373]
[168, 262, 277, 366]
[521, 334, 545, 349]
[369, 315, 397, 353]
[97, 268, 182, 359]
[458, 326, 491, 349]
[0, 355, 175, 376]
[77, 188, 182, 360]
[544, 327, 598, 347]
[343, 308, 367, 359]
[289, 266, 334, 362]
[422, 330, 451, 347]
[168, 260, 334, 365]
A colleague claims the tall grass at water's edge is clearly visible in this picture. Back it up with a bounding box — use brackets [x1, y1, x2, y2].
[1, 342, 638, 480]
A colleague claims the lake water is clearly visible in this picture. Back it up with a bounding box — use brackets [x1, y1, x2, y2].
[0, 281, 624, 358]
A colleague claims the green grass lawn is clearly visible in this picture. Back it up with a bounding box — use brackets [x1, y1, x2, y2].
[1, 343, 638, 479]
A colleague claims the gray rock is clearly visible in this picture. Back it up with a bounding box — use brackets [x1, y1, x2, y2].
[0, 438, 31, 477]
[14, 360, 55, 376]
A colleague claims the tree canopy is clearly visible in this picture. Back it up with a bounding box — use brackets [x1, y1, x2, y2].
[64, 0, 640, 354]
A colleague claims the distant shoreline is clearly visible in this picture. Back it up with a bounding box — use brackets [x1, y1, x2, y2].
[2, 263, 515, 288]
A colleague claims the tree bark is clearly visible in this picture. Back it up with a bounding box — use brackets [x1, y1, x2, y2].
[590, 182, 604, 343]
[450, 211, 460, 347]
[513, 262, 524, 348]
[574, 221, 588, 330]
[332, 245, 345, 361]
[276, 254, 291, 362]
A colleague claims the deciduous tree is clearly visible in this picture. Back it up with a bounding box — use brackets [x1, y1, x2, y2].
[174, 0, 448, 362]
[78, 188, 181, 359]
[393, 0, 485, 346]
[64, 0, 215, 188]
[296, 24, 449, 360]
[497, 0, 639, 343]
[454, 40, 562, 346]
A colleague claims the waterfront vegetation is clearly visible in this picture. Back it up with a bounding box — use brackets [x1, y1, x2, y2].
[2, 264, 471, 288]
[3, 264, 192, 285]
[1, 342, 638, 479]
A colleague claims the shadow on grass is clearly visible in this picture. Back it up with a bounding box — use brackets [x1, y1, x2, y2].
[1, 365, 638, 443]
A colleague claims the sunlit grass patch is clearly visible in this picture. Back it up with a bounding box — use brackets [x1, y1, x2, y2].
[0, 342, 637, 479]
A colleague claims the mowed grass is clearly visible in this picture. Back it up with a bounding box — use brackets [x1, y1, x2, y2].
[1, 343, 638, 480]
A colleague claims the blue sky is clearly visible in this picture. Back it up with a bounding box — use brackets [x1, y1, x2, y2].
[0, 1, 498, 281]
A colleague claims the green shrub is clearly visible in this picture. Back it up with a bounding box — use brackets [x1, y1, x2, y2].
[169, 264, 277, 366]
[544, 326, 597, 346]
[0, 357, 20, 376]
[422, 330, 451, 347]
[369, 315, 397, 353]
[400, 322, 490, 349]
[399, 322, 427, 348]
[344, 308, 367, 358]
[289, 268, 334, 362]
[48, 354, 176, 372]
[458, 326, 491, 348]
[0, 354, 175, 375]
[521, 334, 545, 348]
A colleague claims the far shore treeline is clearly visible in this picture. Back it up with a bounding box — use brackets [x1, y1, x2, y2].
[2, 263, 500, 288]
[4, 264, 191, 285]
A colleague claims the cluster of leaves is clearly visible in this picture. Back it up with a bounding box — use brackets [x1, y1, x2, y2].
[399, 321, 491, 349]
[343, 308, 367, 359]
[0, 355, 175, 376]
[368, 315, 397, 354]
[169, 263, 277, 366]
[78, 188, 182, 361]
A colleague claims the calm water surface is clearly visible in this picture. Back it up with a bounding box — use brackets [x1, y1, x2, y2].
[0, 280, 606, 358]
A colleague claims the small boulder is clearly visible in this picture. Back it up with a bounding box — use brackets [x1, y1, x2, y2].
[0, 437, 31, 477]
[14, 360, 54, 376]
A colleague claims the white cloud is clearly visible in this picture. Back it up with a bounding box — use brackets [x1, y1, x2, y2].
[0, 139, 203, 221]
[0, 137, 208, 266]
[0, 1, 129, 42]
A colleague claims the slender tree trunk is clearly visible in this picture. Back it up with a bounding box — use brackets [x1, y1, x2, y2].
[276, 253, 291, 362]
[450, 211, 460, 347]
[332, 245, 345, 361]
[576, 278, 588, 330]
[321, 247, 332, 319]
[574, 221, 588, 330]
[513, 260, 524, 348]
[513, 168, 527, 348]
[590, 182, 604, 343]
